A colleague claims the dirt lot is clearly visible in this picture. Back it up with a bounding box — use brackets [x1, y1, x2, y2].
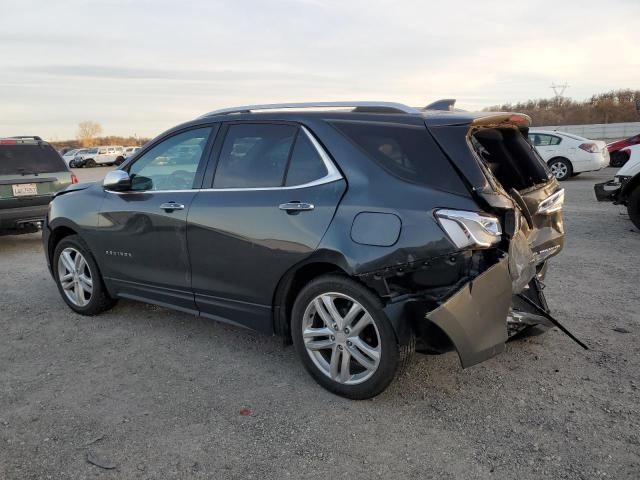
[1, 167, 638, 479]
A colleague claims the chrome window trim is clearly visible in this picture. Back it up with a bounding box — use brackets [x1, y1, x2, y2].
[107, 125, 343, 194]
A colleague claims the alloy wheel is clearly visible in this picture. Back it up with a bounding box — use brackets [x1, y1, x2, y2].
[550, 161, 568, 179]
[57, 247, 93, 307]
[302, 292, 381, 385]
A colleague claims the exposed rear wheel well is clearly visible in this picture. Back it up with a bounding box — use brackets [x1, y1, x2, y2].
[273, 262, 348, 342]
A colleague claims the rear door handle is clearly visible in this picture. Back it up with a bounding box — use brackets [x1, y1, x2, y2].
[278, 202, 314, 213]
[160, 202, 185, 211]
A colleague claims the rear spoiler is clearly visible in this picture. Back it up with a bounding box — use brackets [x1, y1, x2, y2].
[470, 113, 531, 129]
[424, 99, 457, 111]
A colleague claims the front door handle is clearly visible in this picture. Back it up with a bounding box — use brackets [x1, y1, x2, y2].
[279, 202, 314, 214]
[160, 202, 185, 212]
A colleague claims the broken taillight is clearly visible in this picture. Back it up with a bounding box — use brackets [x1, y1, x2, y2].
[536, 189, 564, 215]
[434, 209, 502, 249]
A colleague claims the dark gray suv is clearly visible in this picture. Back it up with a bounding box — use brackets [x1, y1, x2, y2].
[43, 102, 565, 399]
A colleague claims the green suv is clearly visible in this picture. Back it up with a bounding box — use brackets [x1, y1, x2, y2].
[1, 137, 76, 235]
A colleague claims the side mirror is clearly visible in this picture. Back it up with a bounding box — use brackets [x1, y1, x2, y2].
[103, 170, 131, 191]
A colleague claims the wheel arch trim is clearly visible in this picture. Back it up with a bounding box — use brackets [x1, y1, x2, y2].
[271, 252, 354, 340]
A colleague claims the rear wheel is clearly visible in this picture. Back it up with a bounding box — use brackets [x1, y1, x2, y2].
[548, 158, 572, 181]
[627, 185, 640, 230]
[53, 235, 116, 315]
[114, 156, 125, 166]
[291, 275, 411, 399]
[85, 158, 96, 168]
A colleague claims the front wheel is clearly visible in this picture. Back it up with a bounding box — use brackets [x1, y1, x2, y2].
[291, 275, 411, 399]
[627, 186, 640, 230]
[548, 158, 573, 181]
[53, 235, 117, 315]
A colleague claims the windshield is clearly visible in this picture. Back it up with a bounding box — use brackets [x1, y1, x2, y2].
[0, 144, 68, 175]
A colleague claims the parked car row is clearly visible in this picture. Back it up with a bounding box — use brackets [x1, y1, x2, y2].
[60, 146, 141, 168]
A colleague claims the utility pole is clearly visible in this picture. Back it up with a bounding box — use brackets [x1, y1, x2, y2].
[550, 82, 570, 99]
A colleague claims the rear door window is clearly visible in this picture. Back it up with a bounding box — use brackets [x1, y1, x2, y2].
[0, 144, 67, 175]
[530, 134, 561, 146]
[332, 121, 467, 194]
[284, 131, 328, 186]
[213, 124, 297, 188]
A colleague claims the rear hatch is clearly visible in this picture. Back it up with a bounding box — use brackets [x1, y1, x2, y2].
[0, 139, 73, 207]
[425, 112, 564, 267]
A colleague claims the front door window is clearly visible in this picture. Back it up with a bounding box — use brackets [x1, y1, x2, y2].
[128, 127, 212, 191]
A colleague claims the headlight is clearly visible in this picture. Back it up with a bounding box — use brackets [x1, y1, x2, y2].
[536, 189, 564, 215]
[434, 209, 502, 249]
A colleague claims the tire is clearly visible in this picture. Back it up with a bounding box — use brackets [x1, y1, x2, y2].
[53, 235, 117, 315]
[291, 274, 412, 399]
[85, 158, 96, 168]
[548, 158, 573, 181]
[115, 156, 125, 166]
[627, 185, 640, 230]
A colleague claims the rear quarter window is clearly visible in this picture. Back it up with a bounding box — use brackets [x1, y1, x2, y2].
[0, 144, 67, 175]
[331, 121, 468, 195]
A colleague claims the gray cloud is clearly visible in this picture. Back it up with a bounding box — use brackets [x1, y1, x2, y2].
[0, 0, 638, 139]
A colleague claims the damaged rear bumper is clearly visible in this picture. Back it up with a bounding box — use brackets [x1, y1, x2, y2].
[384, 252, 551, 368]
[425, 256, 512, 367]
[594, 179, 622, 202]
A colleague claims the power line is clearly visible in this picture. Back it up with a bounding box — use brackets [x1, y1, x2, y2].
[550, 82, 570, 99]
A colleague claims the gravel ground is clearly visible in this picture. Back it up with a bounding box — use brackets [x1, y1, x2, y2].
[1, 167, 638, 479]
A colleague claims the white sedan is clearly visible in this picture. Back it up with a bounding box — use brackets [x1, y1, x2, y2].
[528, 129, 609, 181]
[61, 149, 81, 166]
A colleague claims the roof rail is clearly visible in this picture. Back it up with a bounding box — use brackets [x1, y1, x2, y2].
[10, 135, 43, 141]
[200, 102, 422, 118]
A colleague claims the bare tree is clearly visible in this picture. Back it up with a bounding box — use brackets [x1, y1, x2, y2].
[76, 121, 103, 147]
[485, 89, 640, 126]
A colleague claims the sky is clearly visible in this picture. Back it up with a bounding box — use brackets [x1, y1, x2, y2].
[1, 0, 638, 140]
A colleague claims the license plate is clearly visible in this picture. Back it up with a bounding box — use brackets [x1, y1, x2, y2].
[12, 183, 38, 196]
